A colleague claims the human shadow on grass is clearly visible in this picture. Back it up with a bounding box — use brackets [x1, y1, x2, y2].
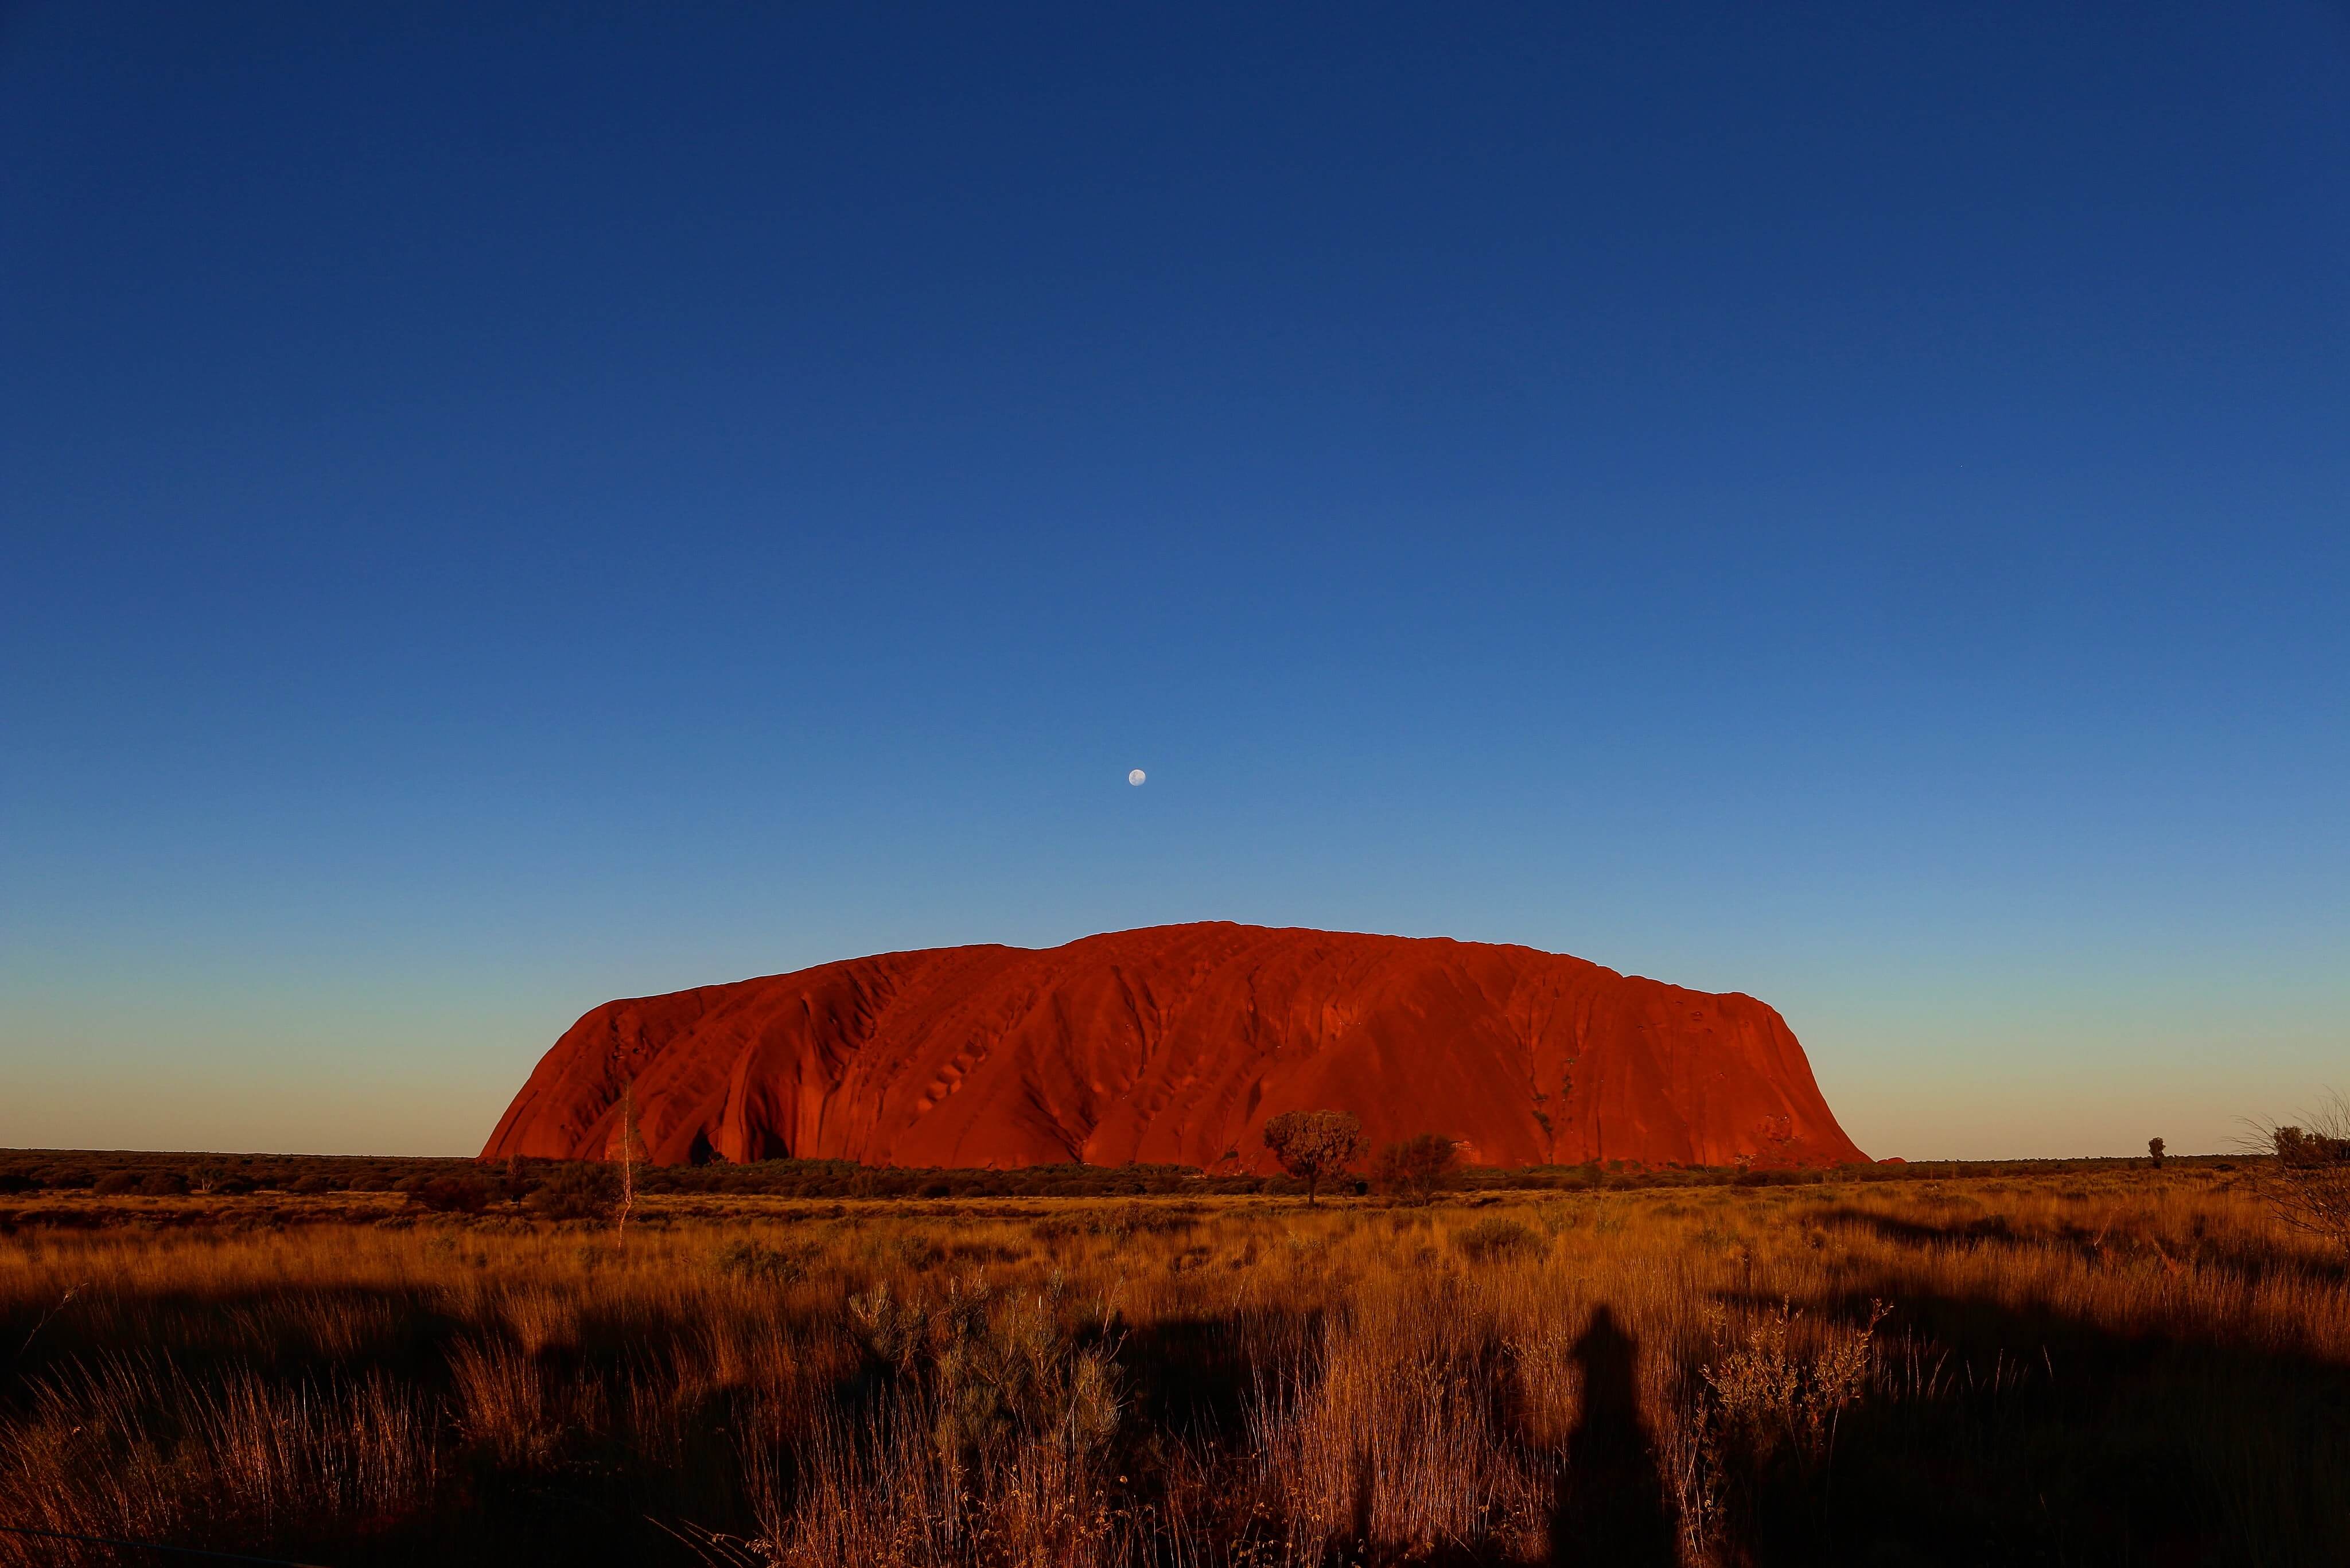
[1545, 1305, 1679, 1568]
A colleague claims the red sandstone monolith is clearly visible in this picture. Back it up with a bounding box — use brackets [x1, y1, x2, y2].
[483, 922, 1866, 1170]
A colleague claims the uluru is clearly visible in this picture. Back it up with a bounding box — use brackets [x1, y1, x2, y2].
[484, 923, 1865, 1171]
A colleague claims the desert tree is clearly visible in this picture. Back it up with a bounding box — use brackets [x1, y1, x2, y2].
[1260, 1109, 1365, 1206]
[2147, 1137, 2165, 1169]
[492, 1155, 538, 1209]
[2243, 1094, 2350, 1264]
[1372, 1133, 1461, 1204]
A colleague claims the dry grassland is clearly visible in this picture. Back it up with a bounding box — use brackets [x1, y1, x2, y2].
[2, 1169, 2345, 1566]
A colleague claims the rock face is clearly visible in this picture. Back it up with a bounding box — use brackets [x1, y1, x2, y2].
[483, 923, 1866, 1170]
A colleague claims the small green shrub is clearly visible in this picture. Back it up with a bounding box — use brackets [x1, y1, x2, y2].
[712, 1238, 812, 1285]
[1373, 1134, 1460, 1203]
[888, 1232, 945, 1272]
[1453, 1216, 1543, 1262]
[527, 1165, 618, 1221]
[408, 1176, 491, 1214]
[1096, 1201, 1201, 1236]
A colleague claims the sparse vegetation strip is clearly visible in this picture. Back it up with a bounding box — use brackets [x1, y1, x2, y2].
[1, 1158, 2343, 1566]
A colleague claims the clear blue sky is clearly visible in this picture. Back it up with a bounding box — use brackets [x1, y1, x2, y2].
[3, 2, 2344, 1159]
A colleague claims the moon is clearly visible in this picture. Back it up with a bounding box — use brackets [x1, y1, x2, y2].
[1127, 768, 1146, 786]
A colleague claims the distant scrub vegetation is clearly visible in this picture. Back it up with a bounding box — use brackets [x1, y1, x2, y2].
[0, 1146, 2230, 1218]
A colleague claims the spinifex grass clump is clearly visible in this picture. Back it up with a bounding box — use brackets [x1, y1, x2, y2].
[2, 1169, 2348, 1566]
[740, 1273, 1126, 1566]
[2253, 1098, 2350, 1263]
[1, 1356, 439, 1558]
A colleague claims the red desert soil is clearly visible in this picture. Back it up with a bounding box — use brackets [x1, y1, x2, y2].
[484, 923, 1866, 1170]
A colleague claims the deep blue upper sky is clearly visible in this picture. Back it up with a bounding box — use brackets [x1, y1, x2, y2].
[4, 2, 2345, 1157]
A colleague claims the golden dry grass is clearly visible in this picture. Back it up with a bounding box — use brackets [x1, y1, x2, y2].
[1, 1168, 2345, 1566]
